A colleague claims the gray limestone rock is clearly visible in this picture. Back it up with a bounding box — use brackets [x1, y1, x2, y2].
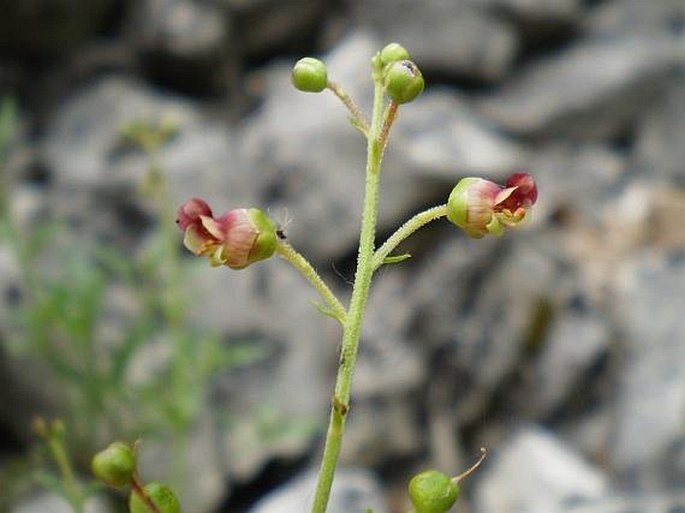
[41, 75, 256, 246]
[0, 0, 114, 56]
[477, 36, 683, 139]
[474, 427, 608, 513]
[350, 0, 519, 81]
[395, 89, 528, 180]
[610, 251, 685, 489]
[129, 0, 232, 94]
[585, 0, 685, 38]
[634, 78, 685, 186]
[248, 467, 388, 513]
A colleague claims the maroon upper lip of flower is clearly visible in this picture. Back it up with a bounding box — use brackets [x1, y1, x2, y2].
[176, 197, 217, 239]
[176, 197, 212, 227]
[499, 172, 538, 212]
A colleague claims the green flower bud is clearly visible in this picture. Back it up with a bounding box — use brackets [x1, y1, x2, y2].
[408, 470, 460, 513]
[379, 42, 410, 65]
[129, 482, 180, 513]
[384, 60, 424, 104]
[291, 57, 328, 93]
[91, 442, 136, 487]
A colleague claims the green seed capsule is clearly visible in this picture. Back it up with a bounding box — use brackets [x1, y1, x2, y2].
[91, 441, 136, 487]
[408, 470, 460, 513]
[129, 482, 180, 513]
[384, 60, 424, 104]
[379, 42, 410, 65]
[291, 57, 328, 93]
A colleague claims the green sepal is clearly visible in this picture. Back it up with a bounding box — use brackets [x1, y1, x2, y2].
[382, 253, 412, 265]
[247, 208, 278, 266]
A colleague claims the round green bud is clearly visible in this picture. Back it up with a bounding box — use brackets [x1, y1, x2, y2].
[384, 60, 424, 104]
[379, 42, 411, 65]
[291, 57, 328, 93]
[129, 482, 180, 513]
[408, 470, 460, 513]
[91, 441, 136, 487]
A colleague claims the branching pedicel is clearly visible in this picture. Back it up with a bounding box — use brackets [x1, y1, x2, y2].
[93, 43, 538, 513]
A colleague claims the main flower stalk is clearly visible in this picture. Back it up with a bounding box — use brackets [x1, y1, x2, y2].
[310, 65, 388, 513]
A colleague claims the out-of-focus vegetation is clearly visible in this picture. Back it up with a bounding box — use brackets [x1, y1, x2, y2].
[0, 105, 263, 511]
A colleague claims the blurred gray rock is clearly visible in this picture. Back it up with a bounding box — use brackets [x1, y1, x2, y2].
[610, 251, 685, 489]
[452, 240, 563, 423]
[476, 0, 583, 25]
[428, 238, 563, 424]
[11, 492, 112, 513]
[585, 0, 685, 38]
[355, 269, 425, 398]
[248, 467, 387, 513]
[474, 427, 608, 513]
[341, 269, 426, 465]
[525, 310, 611, 419]
[477, 35, 683, 139]
[395, 89, 528, 180]
[406, 234, 500, 351]
[129, 0, 233, 94]
[0, 0, 114, 57]
[566, 490, 685, 513]
[41, 75, 256, 244]
[222, 0, 325, 57]
[634, 78, 685, 185]
[350, 0, 519, 81]
[525, 143, 626, 224]
[199, 262, 336, 480]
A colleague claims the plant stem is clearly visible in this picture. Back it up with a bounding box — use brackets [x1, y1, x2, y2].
[327, 81, 369, 135]
[47, 431, 84, 513]
[378, 100, 399, 149]
[372, 204, 448, 270]
[275, 241, 347, 325]
[311, 68, 388, 513]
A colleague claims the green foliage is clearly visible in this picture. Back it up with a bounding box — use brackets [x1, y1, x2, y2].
[0, 113, 266, 511]
[32, 419, 100, 513]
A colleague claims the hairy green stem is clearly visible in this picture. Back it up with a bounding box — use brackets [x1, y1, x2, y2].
[373, 204, 448, 270]
[275, 241, 347, 325]
[327, 81, 369, 135]
[311, 67, 388, 513]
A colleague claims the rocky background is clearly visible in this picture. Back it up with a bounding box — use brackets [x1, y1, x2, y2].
[1, 1, 684, 513]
